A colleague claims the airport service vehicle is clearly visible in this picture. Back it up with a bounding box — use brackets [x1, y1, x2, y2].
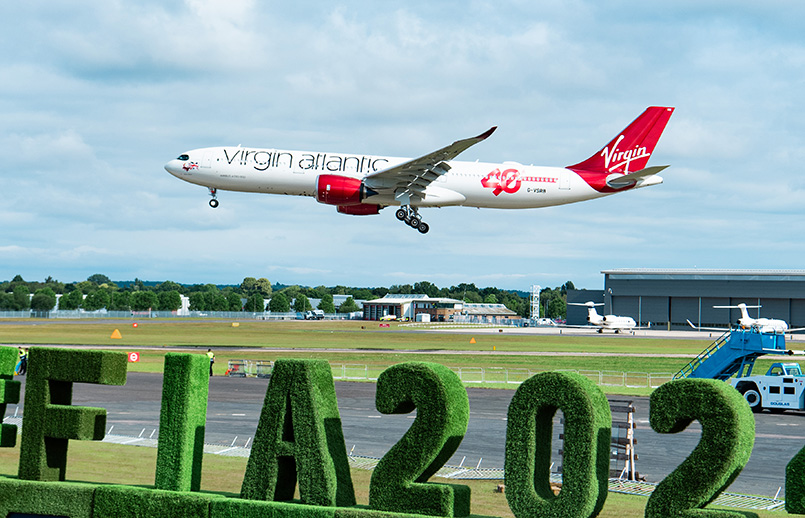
[304, 310, 325, 320]
[675, 327, 805, 412]
[566, 301, 641, 333]
[165, 107, 674, 233]
[730, 362, 805, 413]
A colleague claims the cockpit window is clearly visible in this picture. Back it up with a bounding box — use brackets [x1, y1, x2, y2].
[178, 154, 189, 161]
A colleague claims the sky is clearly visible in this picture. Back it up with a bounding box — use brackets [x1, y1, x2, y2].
[3, 1, 805, 291]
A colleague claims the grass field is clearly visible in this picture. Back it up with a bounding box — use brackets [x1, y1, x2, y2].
[0, 319, 713, 353]
[0, 319, 796, 396]
[0, 319, 793, 516]
[0, 441, 782, 518]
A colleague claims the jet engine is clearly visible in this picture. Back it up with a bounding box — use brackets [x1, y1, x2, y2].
[316, 175, 372, 206]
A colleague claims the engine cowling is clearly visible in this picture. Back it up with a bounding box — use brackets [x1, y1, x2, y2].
[337, 204, 381, 216]
[317, 174, 365, 206]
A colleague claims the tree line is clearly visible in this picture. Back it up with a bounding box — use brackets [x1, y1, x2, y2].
[0, 274, 575, 318]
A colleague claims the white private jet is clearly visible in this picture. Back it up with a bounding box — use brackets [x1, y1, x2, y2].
[687, 303, 805, 334]
[567, 301, 641, 333]
[165, 107, 674, 233]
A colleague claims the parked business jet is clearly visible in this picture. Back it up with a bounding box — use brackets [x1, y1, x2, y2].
[688, 303, 805, 334]
[165, 107, 674, 233]
[567, 301, 641, 333]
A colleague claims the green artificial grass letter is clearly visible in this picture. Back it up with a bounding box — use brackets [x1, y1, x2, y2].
[18, 348, 127, 481]
[646, 378, 756, 518]
[505, 371, 611, 518]
[240, 359, 355, 507]
[0, 347, 21, 447]
[155, 353, 210, 492]
[368, 362, 471, 518]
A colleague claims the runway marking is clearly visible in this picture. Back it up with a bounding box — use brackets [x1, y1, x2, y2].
[367, 416, 381, 419]
[231, 413, 246, 416]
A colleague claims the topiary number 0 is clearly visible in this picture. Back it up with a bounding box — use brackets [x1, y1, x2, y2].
[505, 371, 611, 518]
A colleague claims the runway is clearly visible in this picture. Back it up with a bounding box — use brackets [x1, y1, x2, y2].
[8, 372, 803, 499]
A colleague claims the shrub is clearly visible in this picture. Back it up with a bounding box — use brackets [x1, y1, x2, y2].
[18, 348, 127, 481]
[0, 476, 96, 517]
[369, 362, 470, 517]
[0, 346, 20, 447]
[241, 359, 355, 507]
[787, 444, 805, 513]
[94, 484, 218, 518]
[505, 371, 611, 518]
[155, 353, 210, 491]
[646, 378, 756, 518]
[210, 498, 335, 518]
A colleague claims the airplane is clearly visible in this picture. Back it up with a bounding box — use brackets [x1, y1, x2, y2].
[687, 303, 805, 334]
[165, 106, 674, 234]
[566, 301, 642, 333]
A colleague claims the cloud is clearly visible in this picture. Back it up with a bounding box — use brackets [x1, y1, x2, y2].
[2, 1, 805, 290]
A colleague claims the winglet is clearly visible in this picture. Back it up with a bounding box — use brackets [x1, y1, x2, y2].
[475, 126, 497, 141]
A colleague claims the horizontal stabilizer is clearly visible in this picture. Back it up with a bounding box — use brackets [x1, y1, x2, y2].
[606, 165, 669, 188]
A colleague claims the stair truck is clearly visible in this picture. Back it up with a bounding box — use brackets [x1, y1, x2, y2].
[673, 328, 805, 413]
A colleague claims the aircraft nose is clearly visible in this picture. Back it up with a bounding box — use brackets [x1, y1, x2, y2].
[165, 154, 193, 177]
[164, 160, 182, 176]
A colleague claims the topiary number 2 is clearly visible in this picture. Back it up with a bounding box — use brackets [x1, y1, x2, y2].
[646, 378, 756, 518]
[369, 362, 471, 517]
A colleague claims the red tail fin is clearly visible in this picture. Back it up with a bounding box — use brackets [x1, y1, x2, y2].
[568, 106, 674, 174]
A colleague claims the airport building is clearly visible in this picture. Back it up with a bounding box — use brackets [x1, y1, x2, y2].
[362, 294, 518, 323]
[567, 269, 805, 329]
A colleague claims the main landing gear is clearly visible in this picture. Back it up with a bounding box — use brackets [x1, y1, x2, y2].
[208, 187, 219, 208]
[395, 206, 429, 234]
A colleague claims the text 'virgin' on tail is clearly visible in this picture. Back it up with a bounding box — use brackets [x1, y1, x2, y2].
[568, 106, 674, 175]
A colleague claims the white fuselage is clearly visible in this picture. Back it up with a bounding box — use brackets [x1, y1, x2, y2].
[164, 146, 658, 210]
[587, 307, 637, 330]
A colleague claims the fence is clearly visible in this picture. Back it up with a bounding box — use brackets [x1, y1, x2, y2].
[1, 310, 353, 320]
[328, 364, 672, 389]
[226, 360, 672, 388]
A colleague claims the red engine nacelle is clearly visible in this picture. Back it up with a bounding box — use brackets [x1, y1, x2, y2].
[317, 174, 365, 206]
[337, 204, 381, 216]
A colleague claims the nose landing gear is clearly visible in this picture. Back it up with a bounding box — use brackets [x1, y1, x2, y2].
[208, 187, 219, 208]
[395, 206, 429, 234]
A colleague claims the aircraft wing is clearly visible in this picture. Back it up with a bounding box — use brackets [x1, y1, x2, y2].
[606, 165, 669, 188]
[687, 319, 731, 332]
[363, 127, 497, 200]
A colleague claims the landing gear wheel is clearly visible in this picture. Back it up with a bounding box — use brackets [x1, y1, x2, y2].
[409, 216, 420, 228]
[209, 199, 219, 208]
[396, 209, 407, 221]
[417, 222, 430, 234]
[742, 388, 762, 413]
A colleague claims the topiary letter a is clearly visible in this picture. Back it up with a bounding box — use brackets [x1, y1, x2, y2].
[240, 359, 355, 507]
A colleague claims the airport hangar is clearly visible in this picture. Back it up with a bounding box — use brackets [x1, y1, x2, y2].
[566, 269, 805, 329]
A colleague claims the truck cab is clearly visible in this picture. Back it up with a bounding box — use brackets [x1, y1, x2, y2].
[730, 362, 805, 412]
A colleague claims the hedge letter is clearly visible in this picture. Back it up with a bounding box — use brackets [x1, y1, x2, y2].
[0, 347, 21, 447]
[368, 361, 471, 518]
[18, 348, 127, 481]
[155, 353, 210, 491]
[240, 359, 355, 507]
[505, 371, 611, 518]
[646, 378, 755, 518]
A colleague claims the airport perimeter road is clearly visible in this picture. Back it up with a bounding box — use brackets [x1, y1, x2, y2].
[10, 373, 804, 498]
